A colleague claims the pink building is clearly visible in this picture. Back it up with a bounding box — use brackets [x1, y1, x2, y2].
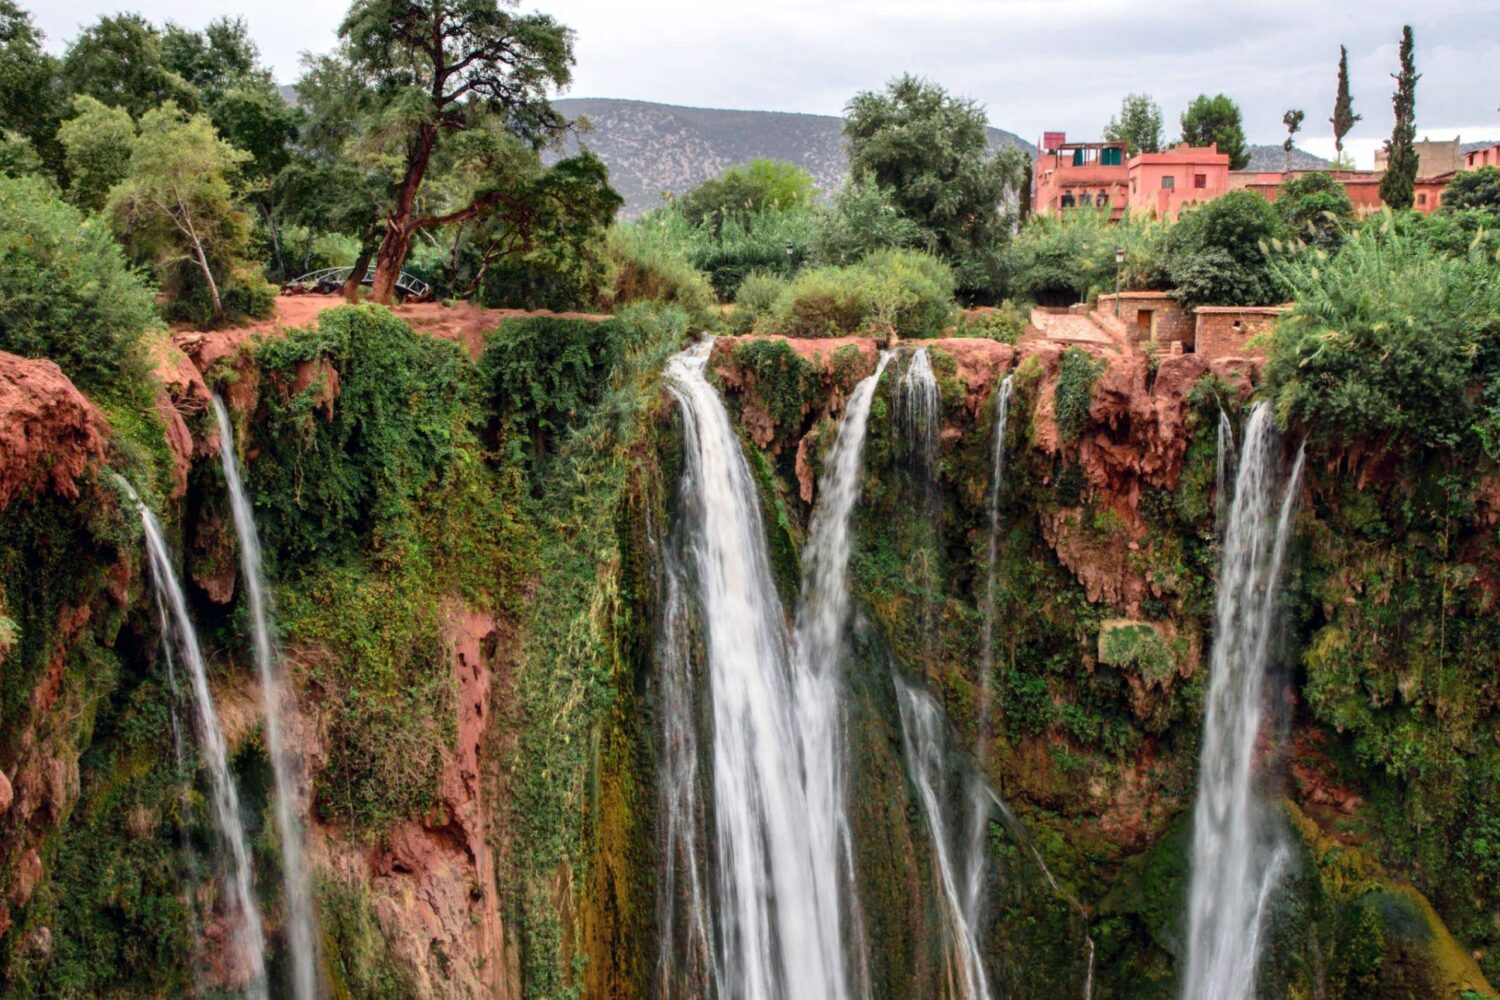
[1229, 168, 1454, 215]
[1465, 143, 1500, 170]
[1031, 134, 1230, 220]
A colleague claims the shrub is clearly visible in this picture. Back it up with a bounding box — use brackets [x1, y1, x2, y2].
[953, 303, 1027, 343]
[1265, 222, 1500, 453]
[1167, 190, 1290, 308]
[0, 174, 158, 400]
[731, 271, 788, 333]
[1054, 346, 1107, 442]
[602, 219, 717, 326]
[477, 315, 626, 465]
[1275, 171, 1355, 253]
[765, 250, 955, 338]
[250, 305, 471, 566]
[1004, 209, 1170, 305]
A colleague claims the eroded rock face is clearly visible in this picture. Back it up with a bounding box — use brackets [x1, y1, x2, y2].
[0, 352, 107, 511]
[311, 606, 514, 1000]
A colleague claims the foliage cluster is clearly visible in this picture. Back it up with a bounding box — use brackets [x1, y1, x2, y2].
[0, 174, 159, 401]
[1054, 347, 1107, 442]
[1003, 209, 1170, 304]
[762, 249, 955, 339]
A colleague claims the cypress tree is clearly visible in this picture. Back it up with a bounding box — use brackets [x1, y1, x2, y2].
[1330, 45, 1361, 161]
[1380, 26, 1419, 209]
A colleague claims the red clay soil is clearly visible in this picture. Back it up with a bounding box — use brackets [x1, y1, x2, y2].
[0, 352, 107, 511]
[184, 296, 610, 360]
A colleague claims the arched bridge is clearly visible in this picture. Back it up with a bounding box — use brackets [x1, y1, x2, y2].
[284, 267, 432, 302]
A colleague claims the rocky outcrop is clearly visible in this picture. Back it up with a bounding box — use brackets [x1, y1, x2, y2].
[0, 352, 106, 511]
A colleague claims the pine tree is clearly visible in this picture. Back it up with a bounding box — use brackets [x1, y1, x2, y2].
[1380, 26, 1419, 210]
[1330, 45, 1361, 160]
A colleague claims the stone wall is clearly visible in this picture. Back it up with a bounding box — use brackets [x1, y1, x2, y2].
[1194, 306, 1286, 361]
[1095, 293, 1192, 347]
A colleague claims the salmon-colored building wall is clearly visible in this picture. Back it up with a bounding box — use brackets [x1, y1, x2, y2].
[1032, 139, 1229, 220]
[1125, 145, 1231, 218]
[1227, 169, 1450, 215]
[1466, 144, 1500, 170]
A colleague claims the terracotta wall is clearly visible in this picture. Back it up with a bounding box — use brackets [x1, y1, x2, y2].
[1194, 308, 1283, 361]
[1096, 294, 1192, 345]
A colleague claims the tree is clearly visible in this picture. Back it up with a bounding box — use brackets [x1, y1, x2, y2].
[1380, 25, 1420, 210]
[442, 144, 621, 304]
[1103, 93, 1163, 156]
[1441, 167, 1500, 216]
[338, 0, 575, 304]
[813, 174, 924, 266]
[1179, 93, 1249, 170]
[0, 1, 61, 173]
[61, 14, 198, 119]
[57, 96, 135, 213]
[677, 158, 815, 231]
[160, 17, 265, 100]
[107, 103, 253, 323]
[843, 74, 1026, 299]
[0, 127, 39, 177]
[0, 174, 158, 399]
[1282, 109, 1305, 172]
[1167, 190, 1288, 307]
[1275, 171, 1354, 252]
[1330, 45, 1361, 160]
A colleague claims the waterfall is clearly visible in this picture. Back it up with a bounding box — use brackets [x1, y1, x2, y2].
[1215, 409, 1235, 530]
[895, 678, 993, 1000]
[662, 339, 887, 1000]
[791, 346, 891, 999]
[121, 479, 267, 1000]
[1182, 403, 1305, 1000]
[898, 346, 939, 473]
[961, 373, 1014, 959]
[212, 397, 319, 999]
[154, 586, 204, 990]
[653, 503, 719, 997]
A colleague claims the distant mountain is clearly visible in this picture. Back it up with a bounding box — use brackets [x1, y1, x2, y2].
[551, 98, 1034, 218]
[1243, 145, 1332, 172]
[1462, 139, 1500, 154]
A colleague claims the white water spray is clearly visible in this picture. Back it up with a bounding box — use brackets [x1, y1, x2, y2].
[1182, 402, 1305, 1000]
[663, 339, 887, 1000]
[898, 346, 939, 473]
[895, 678, 994, 1000]
[212, 397, 319, 999]
[121, 479, 267, 999]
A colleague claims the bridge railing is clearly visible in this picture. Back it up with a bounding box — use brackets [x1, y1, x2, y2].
[283, 267, 432, 301]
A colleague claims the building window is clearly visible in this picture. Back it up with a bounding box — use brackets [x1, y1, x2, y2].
[1079, 192, 1093, 206]
[1101, 147, 1123, 166]
[1061, 192, 1075, 208]
[1418, 193, 1427, 206]
[1194, 173, 1207, 189]
[1098, 190, 1109, 207]
[1161, 175, 1175, 191]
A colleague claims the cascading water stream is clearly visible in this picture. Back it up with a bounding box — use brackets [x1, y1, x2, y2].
[898, 347, 942, 674]
[962, 373, 1013, 948]
[1216, 408, 1235, 531]
[895, 678, 993, 1000]
[790, 347, 892, 999]
[662, 339, 887, 1000]
[212, 397, 319, 1000]
[1182, 402, 1305, 1000]
[120, 478, 267, 1000]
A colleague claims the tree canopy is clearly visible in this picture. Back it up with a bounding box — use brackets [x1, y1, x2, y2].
[844, 74, 1026, 299]
[1103, 93, 1163, 157]
[1179, 93, 1249, 170]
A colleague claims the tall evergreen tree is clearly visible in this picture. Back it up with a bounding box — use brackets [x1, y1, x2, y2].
[1380, 25, 1419, 210]
[1330, 45, 1361, 160]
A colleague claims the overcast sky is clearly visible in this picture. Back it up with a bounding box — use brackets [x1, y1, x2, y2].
[32, 0, 1500, 168]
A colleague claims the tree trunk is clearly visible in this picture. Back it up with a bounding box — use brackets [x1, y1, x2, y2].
[370, 123, 439, 304]
[186, 225, 224, 323]
[343, 246, 374, 302]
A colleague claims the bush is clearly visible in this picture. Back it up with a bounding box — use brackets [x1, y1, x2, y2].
[477, 315, 626, 465]
[953, 303, 1027, 343]
[764, 250, 955, 338]
[602, 219, 717, 326]
[1167, 190, 1290, 308]
[1265, 222, 1500, 453]
[0, 175, 158, 399]
[1004, 209, 1170, 305]
[1275, 172, 1355, 253]
[1054, 346, 1107, 442]
[250, 305, 471, 566]
[731, 271, 788, 333]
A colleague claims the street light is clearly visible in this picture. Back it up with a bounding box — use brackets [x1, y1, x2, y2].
[785, 242, 796, 276]
[1113, 246, 1125, 317]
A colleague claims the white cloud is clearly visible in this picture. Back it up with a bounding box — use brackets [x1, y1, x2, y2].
[31, 0, 1500, 149]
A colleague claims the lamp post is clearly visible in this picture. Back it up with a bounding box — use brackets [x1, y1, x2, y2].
[785, 242, 795, 277]
[1113, 246, 1125, 317]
